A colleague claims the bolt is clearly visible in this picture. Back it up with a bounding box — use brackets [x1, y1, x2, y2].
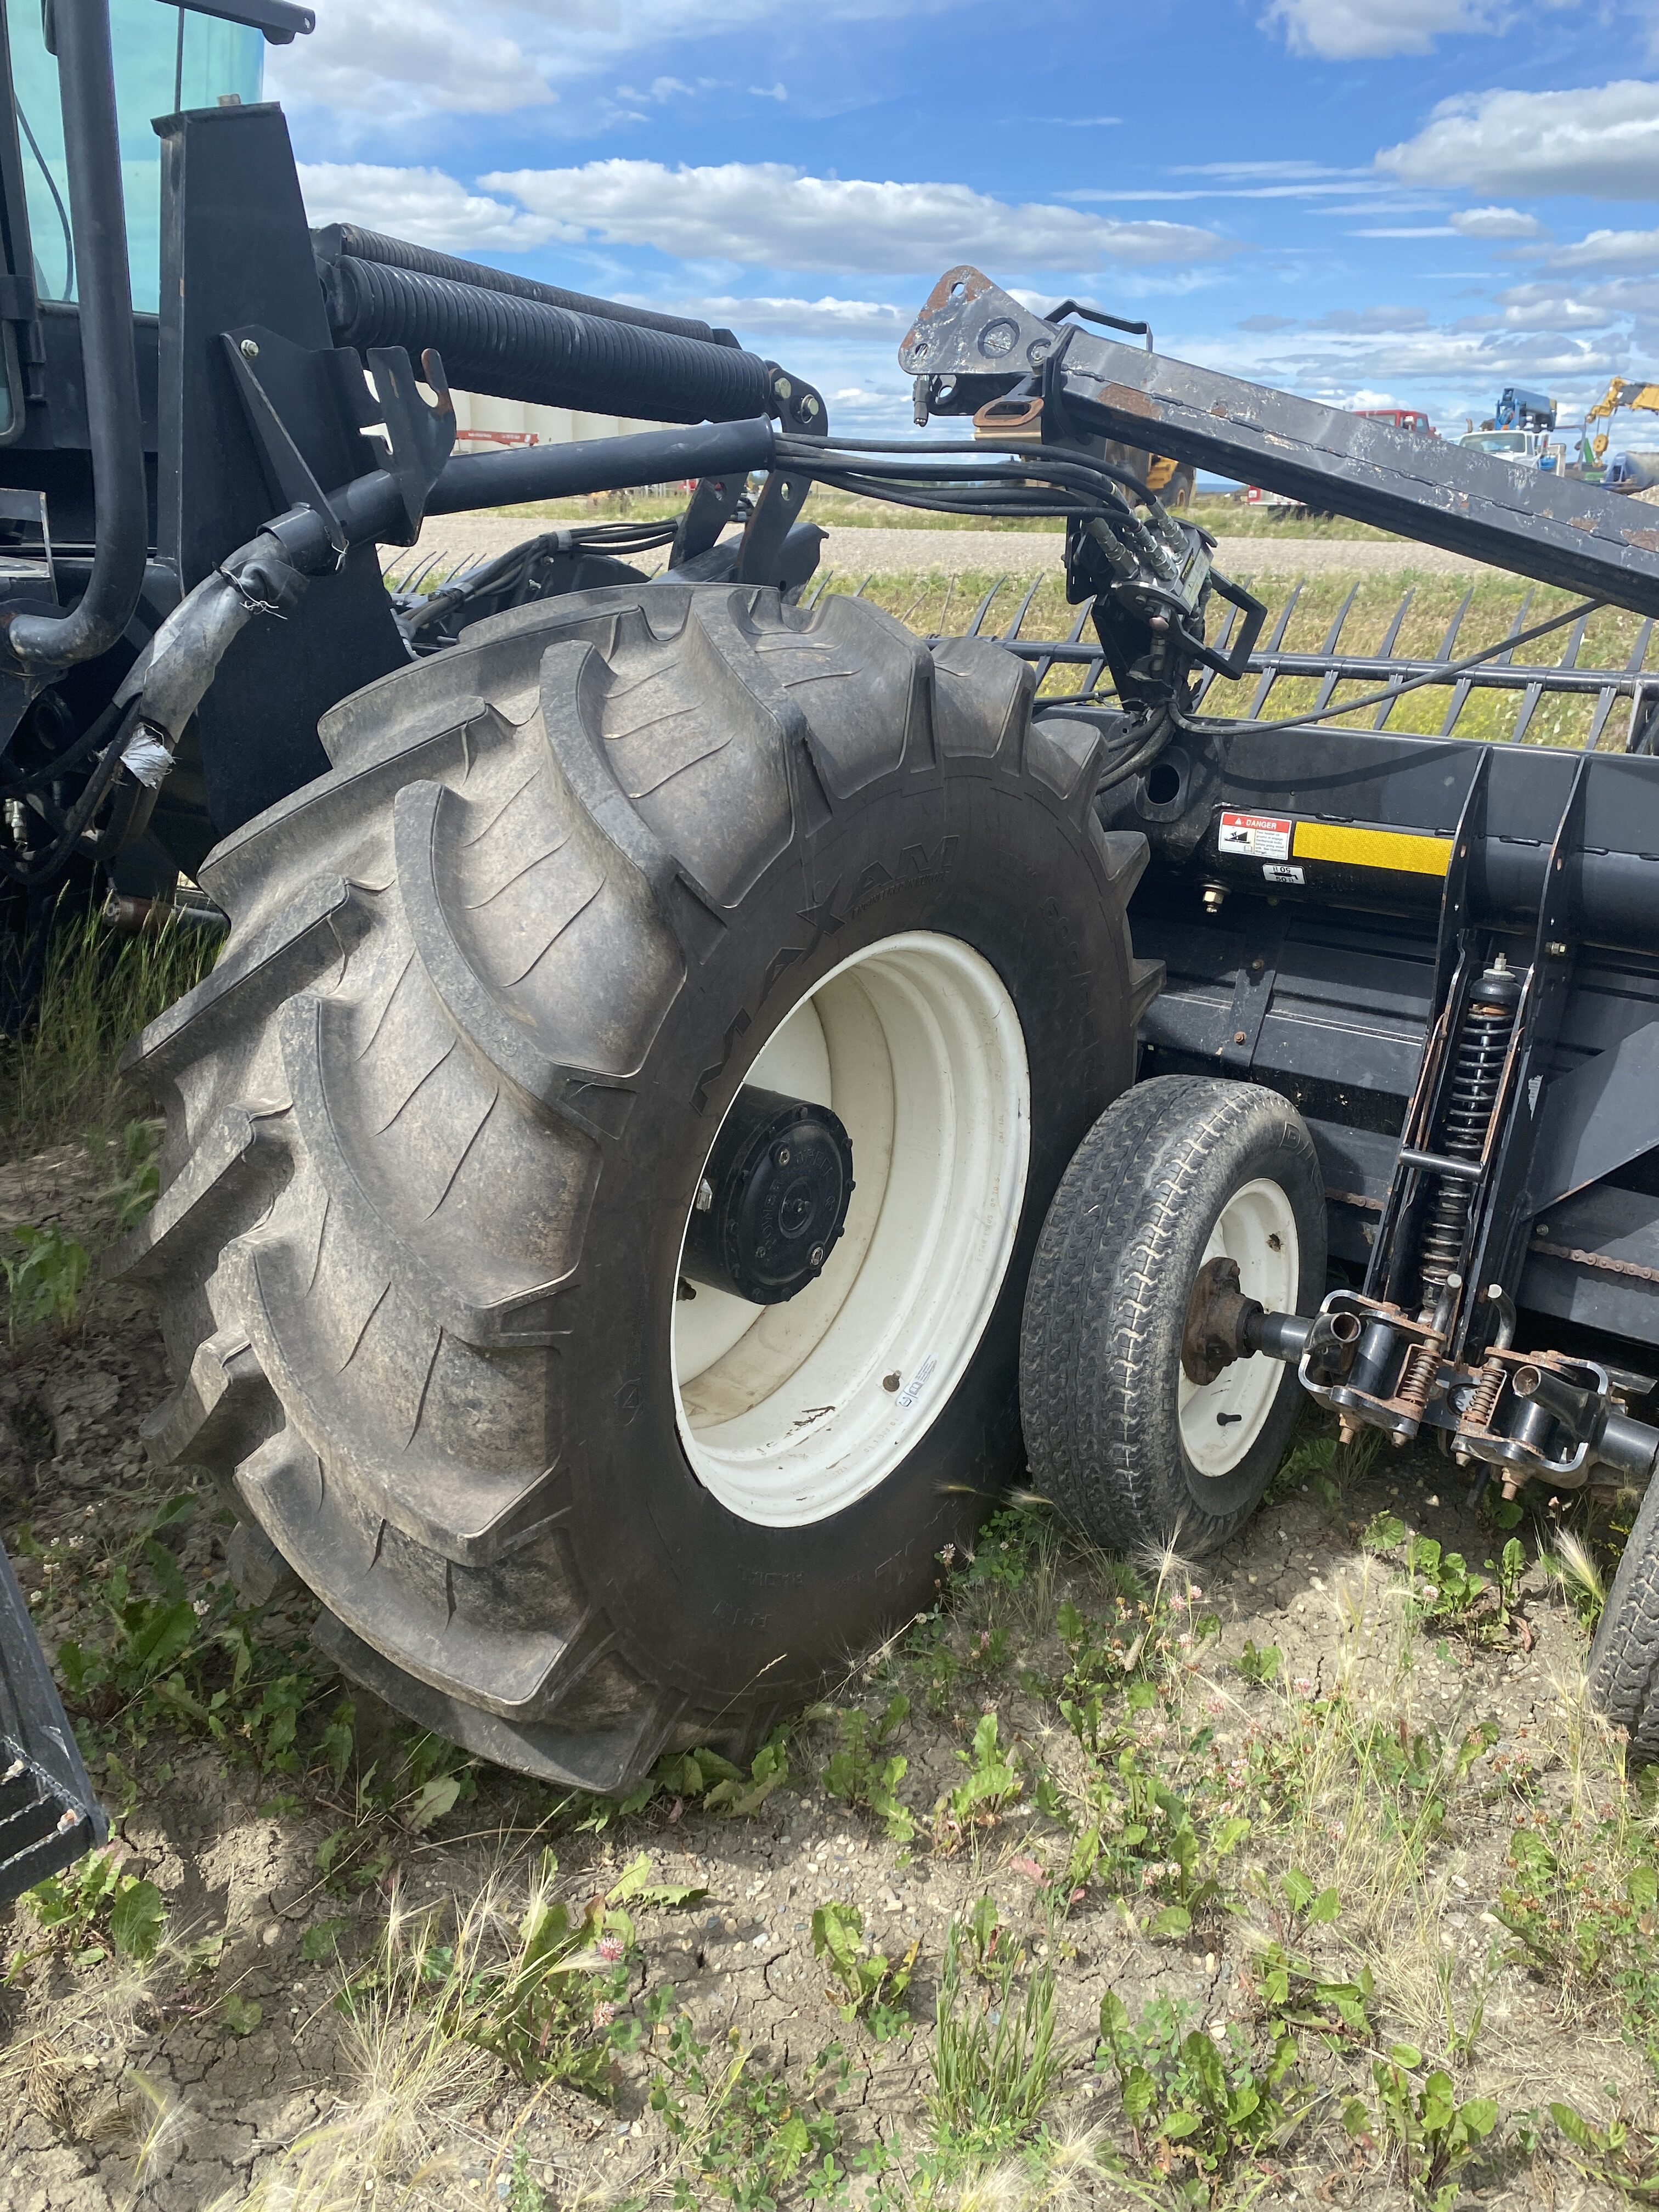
[776, 1145, 791, 1165]
[240, 337, 259, 360]
[1548, 940, 1570, 958]
[695, 1178, 713, 1213]
[810, 1245, 825, 1267]
[1338, 1416, 1362, 1447]
[799, 394, 821, 420]
[1267, 1232, 1282, 1251]
[1233, 1029, 1248, 1046]
[775, 375, 793, 399]
[1250, 957, 1265, 976]
[1201, 885, 1227, 916]
[883, 1372, 902, 1392]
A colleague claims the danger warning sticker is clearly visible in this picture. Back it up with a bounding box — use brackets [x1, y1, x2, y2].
[1218, 811, 1293, 861]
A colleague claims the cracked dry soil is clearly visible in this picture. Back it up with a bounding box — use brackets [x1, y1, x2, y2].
[0, 1138, 1646, 2210]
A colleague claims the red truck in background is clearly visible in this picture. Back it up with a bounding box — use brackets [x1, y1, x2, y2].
[1246, 404, 1435, 506]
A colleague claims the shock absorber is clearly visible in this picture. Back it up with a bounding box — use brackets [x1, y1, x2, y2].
[1417, 956, 1523, 1314]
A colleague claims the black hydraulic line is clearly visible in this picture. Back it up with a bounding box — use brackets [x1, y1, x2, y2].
[3, 0, 146, 675]
[1163, 597, 1600, 736]
[1046, 301, 1151, 343]
[0, 703, 139, 890]
[426, 416, 777, 516]
[314, 224, 730, 347]
[322, 257, 774, 425]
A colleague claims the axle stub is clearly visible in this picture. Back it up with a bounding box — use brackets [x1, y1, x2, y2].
[681, 1086, 855, 1306]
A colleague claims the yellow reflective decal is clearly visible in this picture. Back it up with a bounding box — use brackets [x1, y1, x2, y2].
[1292, 821, 1453, 876]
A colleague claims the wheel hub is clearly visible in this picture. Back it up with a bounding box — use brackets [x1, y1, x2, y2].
[681, 1085, 855, 1305]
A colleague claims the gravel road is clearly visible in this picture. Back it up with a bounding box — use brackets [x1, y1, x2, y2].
[388, 517, 1498, 583]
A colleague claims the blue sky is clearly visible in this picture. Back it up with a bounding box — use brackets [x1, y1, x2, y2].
[269, 0, 1659, 436]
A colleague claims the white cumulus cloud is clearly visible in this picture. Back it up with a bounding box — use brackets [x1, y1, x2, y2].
[477, 160, 1238, 273]
[269, 0, 944, 123]
[1451, 205, 1544, 239]
[1542, 227, 1659, 272]
[1265, 0, 1513, 59]
[1379, 80, 1659, 200]
[270, 0, 554, 120]
[658, 294, 911, 338]
[298, 163, 558, 251]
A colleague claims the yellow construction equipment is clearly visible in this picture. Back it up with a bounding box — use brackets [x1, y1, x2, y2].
[1586, 376, 1659, 462]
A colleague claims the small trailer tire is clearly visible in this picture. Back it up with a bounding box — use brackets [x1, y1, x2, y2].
[1589, 1477, 1659, 1759]
[1020, 1076, 1325, 1556]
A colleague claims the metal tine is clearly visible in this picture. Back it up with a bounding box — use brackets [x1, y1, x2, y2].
[1441, 586, 1526, 738]
[1248, 580, 1304, 720]
[1513, 588, 1575, 743]
[1370, 586, 1417, 729]
[800, 569, 836, 610]
[1486, 588, 1539, 743]
[1508, 682, 1545, 745]
[403, 552, 452, 597]
[1309, 584, 1362, 718]
[1034, 596, 1093, 695]
[852, 574, 874, 599]
[1319, 582, 1361, 657]
[968, 577, 1009, 637]
[1584, 618, 1651, 752]
[1001, 574, 1044, 642]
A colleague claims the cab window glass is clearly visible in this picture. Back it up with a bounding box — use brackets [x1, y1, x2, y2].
[8, 0, 262, 313]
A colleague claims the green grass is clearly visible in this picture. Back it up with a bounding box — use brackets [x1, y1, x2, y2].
[0, 901, 218, 1149]
[802, 567, 1656, 746]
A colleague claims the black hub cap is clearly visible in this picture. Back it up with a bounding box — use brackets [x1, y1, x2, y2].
[681, 1086, 856, 1305]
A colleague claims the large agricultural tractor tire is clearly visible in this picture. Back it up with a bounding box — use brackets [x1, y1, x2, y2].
[115, 582, 1155, 1792]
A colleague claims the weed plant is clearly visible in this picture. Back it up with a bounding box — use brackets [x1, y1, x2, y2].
[1, 900, 217, 1148]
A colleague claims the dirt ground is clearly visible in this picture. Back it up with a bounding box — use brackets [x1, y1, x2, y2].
[2, 1138, 1654, 2211]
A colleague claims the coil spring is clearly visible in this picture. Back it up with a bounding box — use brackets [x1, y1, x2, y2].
[1397, 1341, 1439, 1417]
[1418, 966, 1521, 1311]
[1463, 1356, 1506, 1431]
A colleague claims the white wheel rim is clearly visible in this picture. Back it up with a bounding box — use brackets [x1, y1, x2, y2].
[1178, 1177, 1300, 1479]
[672, 931, 1030, 1527]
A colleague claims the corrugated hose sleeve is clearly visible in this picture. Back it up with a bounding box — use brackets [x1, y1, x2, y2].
[321, 256, 772, 425]
[313, 223, 730, 346]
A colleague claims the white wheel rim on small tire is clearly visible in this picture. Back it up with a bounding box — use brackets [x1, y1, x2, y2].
[1179, 1178, 1300, 1479]
[672, 931, 1030, 1527]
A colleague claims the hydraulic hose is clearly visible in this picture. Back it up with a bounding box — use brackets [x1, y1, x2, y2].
[314, 224, 731, 347]
[426, 416, 776, 515]
[4, 0, 146, 675]
[321, 256, 774, 425]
